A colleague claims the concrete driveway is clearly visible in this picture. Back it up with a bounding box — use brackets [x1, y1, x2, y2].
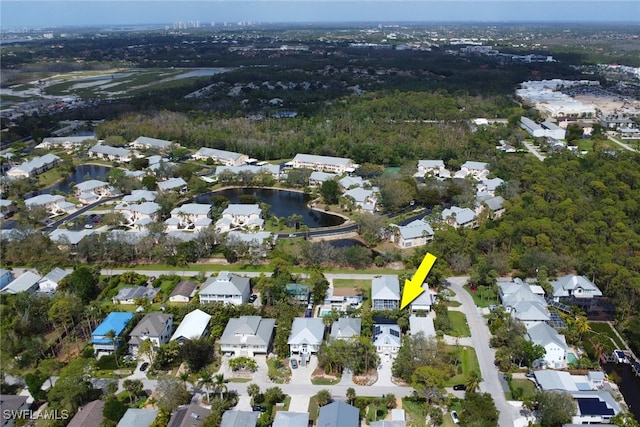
[373, 357, 395, 387]
[289, 355, 317, 385]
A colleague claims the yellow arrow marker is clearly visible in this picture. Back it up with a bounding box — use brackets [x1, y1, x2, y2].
[400, 252, 437, 309]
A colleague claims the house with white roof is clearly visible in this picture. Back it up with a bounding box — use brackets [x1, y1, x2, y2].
[442, 206, 477, 228]
[477, 177, 504, 196]
[157, 177, 187, 192]
[390, 219, 434, 248]
[49, 229, 93, 249]
[1, 271, 42, 294]
[165, 203, 211, 232]
[330, 318, 362, 341]
[192, 147, 248, 166]
[226, 231, 274, 248]
[410, 289, 437, 313]
[571, 391, 621, 425]
[36, 136, 96, 151]
[372, 275, 400, 311]
[214, 164, 281, 181]
[74, 180, 113, 197]
[550, 274, 603, 302]
[219, 316, 275, 357]
[130, 136, 173, 151]
[415, 160, 446, 179]
[24, 194, 74, 216]
[115, 201, 161, 228]
[309, 171, 337, 187]
[290, 153, 355, 174]
[6, 154, 60, 178]
[342, 187, 378, 213]
[373, 322, 402, 358]
[116, 408, 158, 427]
[288, 317, 325, 355]
[455, 161, 490, 180]
[499, 278, 550, 328]
[220, 411, 258, 427]
[520, 117, 566, 140]
[526, 322, 568, 369]
[38, 267, 70, 293]
[88, 143, 131, 162]
[128, 312, 174, 356]
[199, 271, 250, 305]
[170, 309, 211, 342]
[338, 175, 368, 189]
[215, 204, 263, 233]
[121, 190, 157, 204]
[409, 315, 435, 339]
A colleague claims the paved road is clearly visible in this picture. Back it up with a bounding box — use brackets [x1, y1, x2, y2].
[521, 140, 546, 161]
[607, 134, 638, 152]
[447, 277, 516, 427]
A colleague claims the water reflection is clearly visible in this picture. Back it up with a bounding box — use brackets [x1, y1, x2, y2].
[44, 164, 112, 194]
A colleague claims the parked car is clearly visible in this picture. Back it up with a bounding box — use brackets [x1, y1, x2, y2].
[139, 362, 149, 372]
[249, 294, 258, 303]
[252, 405, 267, 412]
[525, 372, 535, 378]
[291, 359, 298, 369]
[451, 410, 460, 424]
[453, 384, 466, 391]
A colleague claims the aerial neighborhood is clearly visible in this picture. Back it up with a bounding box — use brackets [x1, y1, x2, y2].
[0, 19, 639, 427]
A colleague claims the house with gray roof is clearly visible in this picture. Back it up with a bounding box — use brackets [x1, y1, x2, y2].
[169, 280, 199, 303]
[216, 204, 263, 233]
[130, 136, 173, 151]
[24, 194, 73, 216]
[38, 267, 70, 293]
[526, 322, 568, 369]
[415, 159, 446, 179]
[342, 187, 378, 213]
[88, 143, 131, 162]
[36, 136, 96, 151]
[477, 177, 504, 196]
[219, 316, 275, 357]
[373, 322, 402, 358]
[0, 394, 30, 427]
[199, 271, 250, 305]
[273, 411, 309, 427]
[291, 153, 355, 174]
[121, 190, 157, 204]
[476, 195, 505, 219]
[115, 201, 161, 227]
[112, 286, 159, 305]
[409, 315, 436, 339]
[166, 203, 211, 232]
[372, 275, 400, 310]
[220, 410, 258, 427]
[193, 147, 249, 166]
[167, 403, 210, 427]
[317, 401, 359, 427]
[116, 408, 158, 427]
[338, 175, 367, 189]
[49, 229, 94, 247]
[157, 177, 187, 192]
[170, 309, 211, 342]
[67, 400, 105, 427]
[391, 219, 434, 248]
[499, 279, 550, 328]
[128, 313, 174, 356]
[288, 317, 325, 355]
[0, 199, 16, 220]
[442, 206, 477, 228]
[0, 269, 14, 291]
[1, 271, 42, 295]
[330, 318, 362, 340]
[214, 164, 281, 181]
[456, 161, 490, 180]
[309, 171, 338, 187]
[74, 180, 113, 198]
[410, 288, 436, 313]
[550, 274, 602, 302]
[6, 153, 60, 178]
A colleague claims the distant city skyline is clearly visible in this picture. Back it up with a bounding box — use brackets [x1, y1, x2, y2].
[2, 1, 639, 29]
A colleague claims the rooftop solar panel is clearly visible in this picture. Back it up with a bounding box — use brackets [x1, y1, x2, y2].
[577, 398, 614, 416]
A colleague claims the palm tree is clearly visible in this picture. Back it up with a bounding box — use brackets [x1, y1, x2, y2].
[247, 383, 261, 403]
[315, 389, 332, 407]
[465, 371, 482, 393]
[213, 373, 229, 400]
[197, 370, 214, 402]
[574, 316, 591, 342]
[105, 329, 119, 368]
[346, 387, 356, 405]
[179, 371, 191, 391]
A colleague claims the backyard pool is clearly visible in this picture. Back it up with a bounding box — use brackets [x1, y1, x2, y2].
[567, 352, 578, 365]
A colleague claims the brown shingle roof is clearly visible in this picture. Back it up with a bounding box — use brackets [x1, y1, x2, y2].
[170, 280, 198, 298]
[67, 400, 105, 427]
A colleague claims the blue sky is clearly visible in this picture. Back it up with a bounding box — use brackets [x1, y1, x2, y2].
[2, 1, 639, 28]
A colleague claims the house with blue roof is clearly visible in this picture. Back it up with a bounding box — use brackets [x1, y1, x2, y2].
[91, 312, 135, 355]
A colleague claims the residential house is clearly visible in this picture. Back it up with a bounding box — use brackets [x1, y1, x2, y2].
[36, 136, 96, 151]
[128, 313, 174, 356]
[0, 395, 30, 427]
[199, 271, 250, 305]
[130, 136, 173, 151]
[373, 321, 402, 358]
[415, 160, 446, 179]
[371, 409, 407, 427]
[272, 412, 309, 427]
[112, 286, 159, 305]
[0, 199, 16, 220]
[455, 161, 490, 180]
[67, 400, 105, 427]
[219, 316, 275, 357]
[24, 194, 74, 216]
[409, 315, 436, 339]
[550, 275, 603, 302]
[170, 309, 211, 342]
[309, 171, 337, 187]
[342, 186, 378, 213]
[390, 219, 434, 248]
[220, 411, 258, 427]
[476, 195, 506, 219]
[441, 206, 477, 228]
[372, 275, 400, 310]
[520, 117, 566, 140]
[285, 283, 310, 303]
[215, 204, 263, 233]
[317, 401, 360, 427]
[6, 153, 60, 178]
[499, 279, 550, 328]
[91, 312, 135, 354]
[74, 180, 114, 203]
[288, 317, 325, 355]
[0, 269, 14, 290]
[330, 318, 361, 340]
[476, 177, 504, 196]
[214, 164, 281, 181]
[324, 287, 363, 308]
[116, 408, 158, 427]
[88, 143, 131, 162]
[571, 392, 621, 425]
[338, 175, 368, 189]
[121, 190, 157, 204]
[37, 267, 70, 293]
[169, 280, 199, 303]
[166, 203, 212, 232]
[410, 289, 436, 313]
[290, 153, 355, 174]
[1, 271, 42, 295]
[167, 404, 210, 427]
[157, 177, 187, 192]
[526, 322, 568, 369]
[49, 229, 93, 250]
[192, 148, 249, 166]
[114, 202, 161, 228]
[226, 231, 274, 253]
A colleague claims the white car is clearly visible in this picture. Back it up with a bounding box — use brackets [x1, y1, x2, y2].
[451, 410, 460, 424]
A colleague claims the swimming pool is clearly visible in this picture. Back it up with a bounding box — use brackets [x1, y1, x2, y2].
[567, 352, 578, 364]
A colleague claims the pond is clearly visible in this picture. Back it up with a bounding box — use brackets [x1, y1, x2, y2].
[196, 188, 345, 228]
[44, 164, 112, 194]
[604, 362, 640, 421]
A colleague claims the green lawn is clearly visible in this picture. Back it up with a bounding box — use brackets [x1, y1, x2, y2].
[507, 378, 537, 401]
[463, 285, 498, 308]
[589, 322, 625, 348]
[333, 278, 371, 291]
[266, 359, 291, 384]
[401, 398, 427, 427]
[308, 396, 319, 422]
[447, 311, 471, 337]
[310, 375, 341, 386]
[445, 346, 480, 387]
[447, 300, 462, 308]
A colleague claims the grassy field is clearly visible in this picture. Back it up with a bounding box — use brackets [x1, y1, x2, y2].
[507, 378, 537, 401]
[401, 398, 427, 427]
[446, 345, 480, 386]
[589, 322, 626, 348]
[464, 285, 498, 308]
[333, 278, 372, 291]
[447, 311, 471, 337]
